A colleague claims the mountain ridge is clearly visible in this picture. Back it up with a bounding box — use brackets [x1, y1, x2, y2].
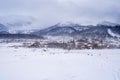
[32, 22, 120, 40]
[0, 20, 120, 40]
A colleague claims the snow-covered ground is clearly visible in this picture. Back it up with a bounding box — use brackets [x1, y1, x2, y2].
[0, 43, 120, 80]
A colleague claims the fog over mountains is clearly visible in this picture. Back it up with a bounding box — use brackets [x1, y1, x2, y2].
[0, 16, 120, 40]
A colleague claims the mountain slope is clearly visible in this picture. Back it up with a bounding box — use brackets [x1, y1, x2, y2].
[32, 23, 90, 37]
[32, 22, 120, 40]
[0, 24, 9, 34]
[0, 15, 39, 34]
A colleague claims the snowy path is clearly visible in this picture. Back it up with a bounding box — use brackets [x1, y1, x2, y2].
[0, 47, 120, 80]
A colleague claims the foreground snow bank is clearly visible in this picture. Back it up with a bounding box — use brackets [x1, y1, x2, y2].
[0, 47, 120, 80]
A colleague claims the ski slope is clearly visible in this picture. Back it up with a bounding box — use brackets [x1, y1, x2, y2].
[0, 43, 120, 80]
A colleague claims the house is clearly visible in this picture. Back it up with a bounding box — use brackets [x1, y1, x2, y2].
[29, 41, 41, 48]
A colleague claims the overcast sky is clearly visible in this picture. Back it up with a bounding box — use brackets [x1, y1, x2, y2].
[0, 0, 120, 26]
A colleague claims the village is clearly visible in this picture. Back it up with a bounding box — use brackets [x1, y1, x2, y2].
[20, 38, 120, 49]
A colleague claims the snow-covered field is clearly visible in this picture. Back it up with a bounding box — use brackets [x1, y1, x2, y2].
[0, 43, 120, 80]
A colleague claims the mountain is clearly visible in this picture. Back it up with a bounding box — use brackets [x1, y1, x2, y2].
[0, 16, 44, 39]
[0, 24, 9, 34]
[0, 15, 39, 34]
[32, 22, 90, 36]
[32, 22, 120, 40]
[0, 24, 42, 39]
[97, 21, 119, 27]
[0, 18, 120, 40]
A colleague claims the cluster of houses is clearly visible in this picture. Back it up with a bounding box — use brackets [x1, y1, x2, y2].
[22, 38, 119, 49]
